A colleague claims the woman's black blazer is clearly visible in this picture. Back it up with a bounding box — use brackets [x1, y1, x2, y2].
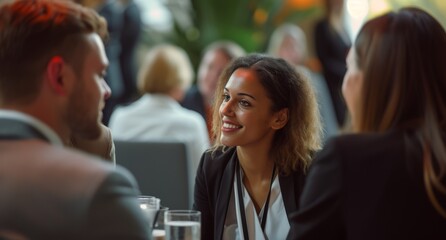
[288, 130, 446, 240]
[194, 147, 306, 240]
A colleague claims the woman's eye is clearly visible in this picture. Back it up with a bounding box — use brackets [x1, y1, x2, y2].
[223, 93, 230, 102]
[239, 100, 250, 107]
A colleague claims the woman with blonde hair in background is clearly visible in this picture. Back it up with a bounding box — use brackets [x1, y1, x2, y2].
[109, 44, 210, 204]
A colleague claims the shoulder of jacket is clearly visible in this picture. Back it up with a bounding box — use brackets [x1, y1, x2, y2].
[201, 147, 235, 168]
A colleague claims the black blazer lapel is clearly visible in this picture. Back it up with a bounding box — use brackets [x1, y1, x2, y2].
[0, 118, 49, 142]
[279, 172, 303, 217]
[214, 149, 237, 240]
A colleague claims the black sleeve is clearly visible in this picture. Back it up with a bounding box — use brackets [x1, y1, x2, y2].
[193, 152, 214, 240]
[84, 167, 151, 240]
[287, 139, 345, 240]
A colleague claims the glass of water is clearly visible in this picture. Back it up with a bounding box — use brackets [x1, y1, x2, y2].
[164, 210, 201, 240]
[138, 196, 160, 231]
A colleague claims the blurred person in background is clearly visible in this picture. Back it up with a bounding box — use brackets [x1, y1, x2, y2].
[96, 0, 124, 125]
[181, 41, 245, 141]
[118, 0, 142, 105]
[268, 23, 339, 143]
[289, 7, 446, 240]
[109, 44, 210, 205]
[0, 0, 149, 238]
[314, 0, 351, 128]
[74, 0, 125, 125]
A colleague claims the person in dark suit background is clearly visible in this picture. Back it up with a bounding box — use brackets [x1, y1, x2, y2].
[96, 0, 124, 125]
[74, 0, 143, 125]
[0, 0, 149, 239]
[181, 41, 245, 141]
[314, 0, 351, 127]
[118, 0, 142, 105]
[194, 54, 321, 239]
[288, 7, 446, 240]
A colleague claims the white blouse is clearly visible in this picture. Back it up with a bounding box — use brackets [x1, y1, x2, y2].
[223, 169, 290, 240]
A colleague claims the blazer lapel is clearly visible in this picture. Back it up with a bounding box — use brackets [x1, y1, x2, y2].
[0, 118, 49, 142]
[214, 149, 237, 240]
[279, 173, 299, 217]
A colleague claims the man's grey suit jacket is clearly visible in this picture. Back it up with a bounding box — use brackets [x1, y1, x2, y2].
[0, 118, 150, 239]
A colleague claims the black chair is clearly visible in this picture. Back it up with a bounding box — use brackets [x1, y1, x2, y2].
[114, 140, 190, 210]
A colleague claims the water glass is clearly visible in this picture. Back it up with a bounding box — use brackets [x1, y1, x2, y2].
[152, 206, 169, 240]
[138, 196, 160, 229]
[154, 206, 169, 230]
[164, 210, 201, 240]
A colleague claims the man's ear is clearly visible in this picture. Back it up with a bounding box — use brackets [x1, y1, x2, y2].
[46, 56, 68, 96]
[271, 108, 289, 130]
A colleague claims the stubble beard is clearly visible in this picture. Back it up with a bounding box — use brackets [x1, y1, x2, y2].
[66, 83, 101, 140]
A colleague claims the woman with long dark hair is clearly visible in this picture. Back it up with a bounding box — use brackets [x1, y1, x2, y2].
[289, 7, 446, 240]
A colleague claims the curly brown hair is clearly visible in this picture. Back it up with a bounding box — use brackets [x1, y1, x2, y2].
[211, 54, 321, 174]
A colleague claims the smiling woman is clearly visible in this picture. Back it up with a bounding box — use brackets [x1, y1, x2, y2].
[193, 53, 321, 240]
[219, 68, 289, 150]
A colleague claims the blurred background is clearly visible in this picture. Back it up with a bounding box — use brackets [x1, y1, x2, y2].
[74, 0, 445, 125]
[137, 0, 446, 73]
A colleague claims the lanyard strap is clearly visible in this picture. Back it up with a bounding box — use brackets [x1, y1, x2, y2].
[236, 160, 276, 240]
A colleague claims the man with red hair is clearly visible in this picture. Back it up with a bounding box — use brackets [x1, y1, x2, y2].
[0, 0, 149, 239]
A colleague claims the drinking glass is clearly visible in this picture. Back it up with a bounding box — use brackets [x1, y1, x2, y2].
[152, 206, 169, 240]
[154, 206, 169, 229]
[138, 196, 160, 230]
[164, 210, 201, 240]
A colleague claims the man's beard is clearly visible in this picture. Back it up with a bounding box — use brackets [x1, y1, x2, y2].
[65, 83, 101, 140]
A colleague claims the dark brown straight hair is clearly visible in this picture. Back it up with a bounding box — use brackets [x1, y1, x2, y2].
[354, 7, 446, 218]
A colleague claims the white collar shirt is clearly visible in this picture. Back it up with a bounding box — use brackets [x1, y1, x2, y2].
[223, 168, 290, 240]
